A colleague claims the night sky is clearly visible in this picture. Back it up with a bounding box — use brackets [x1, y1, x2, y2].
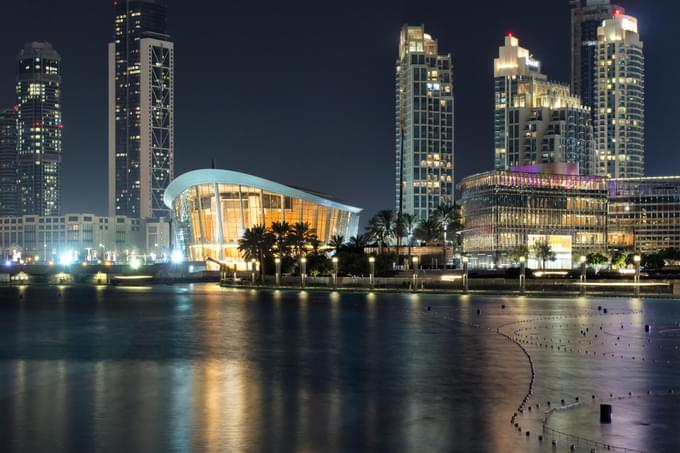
[0, 0, 674, 222]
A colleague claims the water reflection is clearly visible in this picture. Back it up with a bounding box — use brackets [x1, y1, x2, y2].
[0, 285, 678, 452]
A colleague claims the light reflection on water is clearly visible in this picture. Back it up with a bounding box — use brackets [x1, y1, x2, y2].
[0, 285, 679, 452]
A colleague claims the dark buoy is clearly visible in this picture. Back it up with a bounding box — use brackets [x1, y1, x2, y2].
[427, 306, 431, 311]
[501, 304, 506, 309]
[476, 308, 481, 315]
[604, 308, 608, 314]
[598, 306, 602, 311]
[600, 404, 613, 424]
[538, 435, 543, 442]
[645, 324, 650, 333]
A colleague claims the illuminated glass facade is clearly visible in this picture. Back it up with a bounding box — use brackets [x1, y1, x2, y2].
[16, 42, 62, 216]
[459, 167, 608, 267]
[494, 35, 594, 175]
[164, 170, 362, 266]
[396, 25, 454, 220]
[595, 13, 644, 178]
[608, 177, 680, 253]
[109, 0, 174, 220]
[0, 108, 18, 216]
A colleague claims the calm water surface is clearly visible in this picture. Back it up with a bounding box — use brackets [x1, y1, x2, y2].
[0, 284, 678, 452]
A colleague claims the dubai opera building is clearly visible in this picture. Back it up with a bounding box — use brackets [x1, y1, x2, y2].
[164, 169, 362, 267]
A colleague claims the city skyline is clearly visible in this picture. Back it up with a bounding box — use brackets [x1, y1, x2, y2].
[0, 0, 668, 223]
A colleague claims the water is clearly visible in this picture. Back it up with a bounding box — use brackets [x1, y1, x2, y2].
[0, 285, 678, 452]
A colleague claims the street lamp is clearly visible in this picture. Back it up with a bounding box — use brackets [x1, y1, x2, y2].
[519, 256, 526, 294]
[300, 257, 307, 288]
[369, 256, 376, 290]
[462, 256, 469, 293]
[275, 257, 281, 287]
[332, 256, 339, 289]
[251, 258, 257, 286]
[580, 255, 587, 296]
[634, 254, 641, 296]
[412, 256, 419, 291]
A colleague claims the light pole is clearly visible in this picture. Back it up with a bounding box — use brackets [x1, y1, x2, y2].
[275, 257, 281, 287]
[519, 256, 526, 294]
[332, 256, 339, 289]
[580, 255, 587, 296]
[634, 254, 641, 297]
[369, 256, 376, 290]
[412, 256, 419, 292]
[300, 257, 307, 288]
[462, 256, 469, 294]
[251, 258, 257, 286]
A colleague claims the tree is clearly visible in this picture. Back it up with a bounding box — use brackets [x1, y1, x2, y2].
[415, 218, 442, 243]
[365, 210, 394, 255]
[329, 234, 345, 253]
[532, 239, 555, 270]
[270, 221, 291, 257]
[611, 252, 627, 269]
[289, 222, 315, 257]
[238, 226, 275, 277]
[644, 254, 665, 269]
[401, 213, 417, 265]
[434, 204, 456, 268]
[506, 245, 529, 265]
[348, 234, 368, 251]
[587, 252, 609, 266]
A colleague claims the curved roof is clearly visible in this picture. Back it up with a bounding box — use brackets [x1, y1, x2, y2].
[164, 169, 362, 214]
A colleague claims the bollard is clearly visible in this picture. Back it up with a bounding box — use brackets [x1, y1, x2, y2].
[600, 404, 612, 424]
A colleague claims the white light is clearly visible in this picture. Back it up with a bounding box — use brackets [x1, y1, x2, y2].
[170, 250, 183, 264]
[130, 258, 141, 270]
[59, 252, 74, 266]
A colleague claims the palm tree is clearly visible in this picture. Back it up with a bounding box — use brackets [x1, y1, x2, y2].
[366, 210, 394, 255]
[415, 218, 442, 244]
[289, 222, 315, 257]
[270, 221, 291, 257]
[533, 239, 555, 270]
[434, 204, 456, 269]
[329, 234, 345, 253]
[238, 225, 275, 278]
[401, 213, 417, 265]
[348, 234, 368, 250]
[310, 234, 322, 255]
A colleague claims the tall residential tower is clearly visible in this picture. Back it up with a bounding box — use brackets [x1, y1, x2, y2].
[109, 0, 174, 220]
[595, 12, 644, 178]
[0, 108, 18, 216]
[16, 42, 63, 216]
[494, 35, 594, 175]
[570, 0, 623, 112]
[395, 25, 454, 220]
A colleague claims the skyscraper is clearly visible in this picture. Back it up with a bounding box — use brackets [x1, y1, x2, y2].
[594, 12, 644, 178]
[570, 0, 623, 112]
[0, 108, 18, 216]
[395, 25, 454, 221]
[494, 35, 594, 175]
[16, 42, 63, 216]
[109, 0, 174, 220]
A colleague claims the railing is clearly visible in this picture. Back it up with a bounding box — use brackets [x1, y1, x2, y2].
[542, 425, 646, 453]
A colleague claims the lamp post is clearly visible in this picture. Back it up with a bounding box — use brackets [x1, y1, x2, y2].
[412, 256, 419, 292]
[634, 254, 641, 297]
[369, 256, 375, 290]
[519, 256, 526, 294]
[300, 257, 307, 288]
[580, 255, 587, 296]
[462, 256, 469, 294]
[275, 257, 281, 287]
[251, 258, 257, 286]
[332, 256, 339, 289]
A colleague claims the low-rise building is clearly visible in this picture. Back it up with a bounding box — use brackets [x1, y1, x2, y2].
[608, 177, 680, 253]
[459, 164, 608, 268]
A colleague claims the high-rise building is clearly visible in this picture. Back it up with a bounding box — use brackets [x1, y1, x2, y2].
[594, 12, 644, 178]
[494, 35, 594, 175]
[109, 0, 174, 220]
[395, 25, 454, 220]
[570, 0, 623, 112]
[15, 42, 63, 217]
[0, 108, 18, 216]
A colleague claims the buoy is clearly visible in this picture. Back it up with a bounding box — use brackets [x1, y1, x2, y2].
[600, 404, 613, 424]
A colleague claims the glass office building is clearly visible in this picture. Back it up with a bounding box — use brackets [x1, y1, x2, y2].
[0, 108, 18, 216]
[395, 25, 454, 220]
[164, 169, 362, 267]
[16, 42, 63, 216]
[459, 164, 608, 268]
[608, 177, 680, 253]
